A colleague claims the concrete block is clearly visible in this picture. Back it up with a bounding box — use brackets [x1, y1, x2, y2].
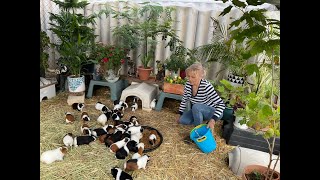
[67, 92, 85, 105]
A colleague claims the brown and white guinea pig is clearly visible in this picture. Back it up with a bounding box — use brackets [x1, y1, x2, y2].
[124, 154, 150, 171]
[103, 124, 115, 134]
[109, 137, 130, 153]
[72, 103, 84, 111]
[98, 134, 109, 144]
[130, 132, 143, 144]
[65, 112, 75, 124]
[105, 131, 124, 147]
[40, 146, 67, 164]
[115, 142, 130, 159]
[127, 126, 143, 135]
[81, 111, 90, 121]
[81, 123, 92, 136]
[148, 130, 158, 146]
[63, 133, 74, 147]
[132, 143, 144, 159]
[95, 102, 109, 113]
[111, 167, 133, 180]
[73, 135, 96, 147]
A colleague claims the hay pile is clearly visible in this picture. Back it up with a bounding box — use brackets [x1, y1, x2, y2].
[40, 87, 241, 180]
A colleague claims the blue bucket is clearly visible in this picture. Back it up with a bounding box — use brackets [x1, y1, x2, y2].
[190, 124, 217, 154]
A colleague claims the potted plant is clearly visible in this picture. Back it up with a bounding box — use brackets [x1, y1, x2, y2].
[219, 0, 280, 179]
[49, 0, 97, 92]
[112, 1, 180, 80]
[163, 75, 187, 95]
[89, 43, 128, 83]
[195, 17, 253, 87]
[40, 30, 51, 77]
[216, 79, 247, 126]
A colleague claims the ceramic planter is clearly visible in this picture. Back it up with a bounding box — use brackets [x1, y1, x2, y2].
[163, 82, 184, 95]
[67, 75, 85, 92]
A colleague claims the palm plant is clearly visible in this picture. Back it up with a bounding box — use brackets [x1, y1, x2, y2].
[49, 0, 97, 77]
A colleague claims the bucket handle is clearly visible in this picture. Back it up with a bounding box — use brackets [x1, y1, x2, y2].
[197, 136, 207, 142]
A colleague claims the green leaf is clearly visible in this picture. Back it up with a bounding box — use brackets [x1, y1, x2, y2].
[232, 0, 247, 8]
[219, 6, 233, 16]
[262, 105, 273, 116]
[246, 0, 266, 6]
[248, 99, 258, 109]
[246, 64, 259, 76]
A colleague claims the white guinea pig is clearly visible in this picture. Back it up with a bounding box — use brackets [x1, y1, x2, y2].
[63, 133, 74, 147]
[40, 147, 67, 164]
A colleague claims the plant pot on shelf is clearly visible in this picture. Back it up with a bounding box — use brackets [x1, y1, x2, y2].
[227, 74, 245, 87]
[137, 66, 153, 80]
[163, 82, 184, 95]
[242, 164, 280, 180]
[67, 75, 86, 92]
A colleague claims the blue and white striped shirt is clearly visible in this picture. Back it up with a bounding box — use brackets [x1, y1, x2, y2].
[179, 79, 226, 120]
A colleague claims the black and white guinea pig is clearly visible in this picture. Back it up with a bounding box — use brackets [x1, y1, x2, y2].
[65, 112, 75, 124]
[115, 143, 130, 159]
[73, 135, 96, 147]
[111, 110, 124, 121]
[129, 116, 139, 126]
[130, 132, 143, 144]
[110, 137, 130, 153]
[81, 111, 90, 121]
[72, 103, 84, 111]
[95, 102, 109, 113]
[91, 127, 107, 137]
[126, 140, 138, 153]
[81, 123, 92, 136]
[111, 167, 133, 180]
[63, 133, 74, 147]
[124, 154, 150, 171]
[127, 126, 143, 135]
[40, 146, 67, 164]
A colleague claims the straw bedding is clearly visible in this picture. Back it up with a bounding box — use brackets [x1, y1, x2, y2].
[40, 87, 241, 180]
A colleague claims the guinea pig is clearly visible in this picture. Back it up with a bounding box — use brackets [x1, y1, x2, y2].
[105, 131, 124, 147]
[97, 113, 108, 126]
[149, 132, 157, 146]
[40, 146, 67, 164]
[63, 133, 74, 147]
[65, 112, 75, 124]
[95, 102, 109, 113]
[126, 140, 138, 153]
[127, 126, 143, 135]
[111, 110, 124, 121]
[130, 132, 143, 144]
[91, 128, 107, 137]
[111, 167, 133, 180]
[103, 125, 115, 134]
[131, 143, 144, 159]
[115, 142, 130, 159]
[110, 137, 130, 153]
[72, 103, 84, 111]
[81, 111, 90, 121]
[81, 123, 92, 136]
[73, 135, 96, 147]
[98, 134, 109, 144]
[124, 154, 150, 171]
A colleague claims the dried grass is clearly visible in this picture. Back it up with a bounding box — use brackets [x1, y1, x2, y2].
[40, 87, 241, 180]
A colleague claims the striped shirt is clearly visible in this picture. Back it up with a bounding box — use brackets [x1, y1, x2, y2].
[179, 79, 226, 120]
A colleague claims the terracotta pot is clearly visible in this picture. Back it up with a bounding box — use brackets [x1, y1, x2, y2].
[163, 82, 184, 95]
[137, 66, 153, 80]
[242, 164, 280, 180]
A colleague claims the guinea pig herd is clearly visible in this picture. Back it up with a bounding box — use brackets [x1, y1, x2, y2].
[41, 99, 156, 180]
